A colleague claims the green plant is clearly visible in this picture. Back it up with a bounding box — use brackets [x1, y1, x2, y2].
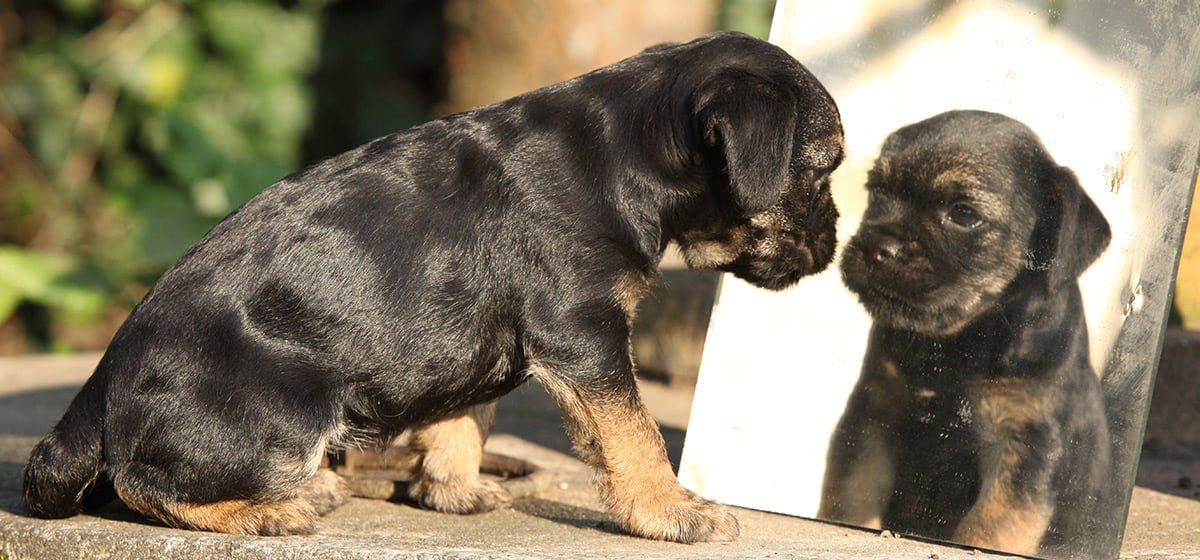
[719, 0, 776, 38]
[0, 0, 330, 350]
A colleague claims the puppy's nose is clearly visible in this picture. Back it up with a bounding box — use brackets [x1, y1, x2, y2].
[871, 238, 904, 263]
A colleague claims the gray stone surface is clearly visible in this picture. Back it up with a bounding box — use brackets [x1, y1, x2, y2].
[0, 351, 1197, 560]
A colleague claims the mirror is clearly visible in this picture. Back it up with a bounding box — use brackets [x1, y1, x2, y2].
[678, 1, 1200, 559]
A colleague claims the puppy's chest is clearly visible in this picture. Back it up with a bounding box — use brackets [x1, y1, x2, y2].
[884, 358, 1047, 447]
[880, 363, 982, 499]
[894, 375, 976, 440]
[879, 353, 1005, 437]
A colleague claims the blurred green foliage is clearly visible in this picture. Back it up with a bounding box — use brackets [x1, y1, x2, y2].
[0, 0, 760, 352]
[303, 0, 443, 160]
[0, 245, 105, 323]
[719, 0, 776, 39]
[0, 0, 336, 348]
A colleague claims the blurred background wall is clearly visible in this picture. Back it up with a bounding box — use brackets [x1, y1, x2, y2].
[0, 0, 1194, 372]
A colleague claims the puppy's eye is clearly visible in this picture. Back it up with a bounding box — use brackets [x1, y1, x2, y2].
[946, 203, 983, 229]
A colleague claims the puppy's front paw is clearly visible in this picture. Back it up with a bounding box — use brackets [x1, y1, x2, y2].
[407, 475, 512, 514]
[298, 469, 351, 516]
[625, 493, 740, 544]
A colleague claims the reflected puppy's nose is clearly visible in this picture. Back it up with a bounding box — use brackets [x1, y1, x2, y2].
[871, 237, 905, 263]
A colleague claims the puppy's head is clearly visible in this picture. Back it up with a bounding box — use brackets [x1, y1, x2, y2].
[674, 34, 844, 291]
[840, 110, 1110, 336]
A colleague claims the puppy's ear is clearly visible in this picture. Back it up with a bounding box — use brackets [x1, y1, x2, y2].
[1039, 166, 1111, 289]
[695, 73, 797, 216]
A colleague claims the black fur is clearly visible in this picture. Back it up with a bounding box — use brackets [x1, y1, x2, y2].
[23, 32, 844, 540]
[822, 111, 1117, 559]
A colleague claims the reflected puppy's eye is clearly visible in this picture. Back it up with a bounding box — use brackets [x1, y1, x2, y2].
[946, 203, 983, 229]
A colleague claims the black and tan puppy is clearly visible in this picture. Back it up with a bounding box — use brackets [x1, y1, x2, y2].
[820, 111, 1113, 558]
[23, 32, 843, 543]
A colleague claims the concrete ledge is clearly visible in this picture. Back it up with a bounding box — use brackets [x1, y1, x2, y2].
[0, 434, 1022, 560]
[1, 352, 1198, 560]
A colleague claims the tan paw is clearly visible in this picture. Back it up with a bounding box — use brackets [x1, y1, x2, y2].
[298, 469, 351, 516]
[407, 476, 512, 514]
[251, 501, 319, 536]
[624, 494, 740, 543]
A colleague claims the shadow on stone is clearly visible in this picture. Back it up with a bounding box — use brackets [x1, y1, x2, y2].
[0, 459, 150, 527]
[512, 497, 622, 535]
[1135, 456, 1200, 502]
[1133, 329, 1200, 502]
[0, 385, 80, 438]
[0, 461, 28, 515]
[493, 382, 689, 473]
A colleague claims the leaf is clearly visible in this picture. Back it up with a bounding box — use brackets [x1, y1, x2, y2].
[141, 54, 188, 107]
[200, 1, 320, 77]
[57, 0, 101, 18]
[0, 246, 107, 322]
[127, 186, 207, 266]
[0, 286, 20, 323]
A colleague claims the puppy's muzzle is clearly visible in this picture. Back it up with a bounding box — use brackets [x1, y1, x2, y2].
[724, 232, 822, 290]
[725, 186, 839, 290]
[861, 233, 917, 266]
[841, 228, 928, 295]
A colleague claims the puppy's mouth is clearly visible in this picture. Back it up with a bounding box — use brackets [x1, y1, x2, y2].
[722, 237, 824, 291]
[850, 281, 976, 336]
[846, 279, 913, 313]
[679, 178, 839, 290]
[723, 204, 839, 290]
[840, 244, 977, 336]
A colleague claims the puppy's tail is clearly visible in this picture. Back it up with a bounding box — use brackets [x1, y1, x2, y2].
[23, 366, 111, 518]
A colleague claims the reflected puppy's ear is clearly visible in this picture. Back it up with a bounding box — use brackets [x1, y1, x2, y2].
[695, 72, 798, 217]
[1037, 166, 1112, 288]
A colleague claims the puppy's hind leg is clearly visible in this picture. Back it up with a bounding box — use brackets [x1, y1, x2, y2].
[113, 439, 348, 535]
[114, 467, 318, 536]
[406, 402, 512, 514]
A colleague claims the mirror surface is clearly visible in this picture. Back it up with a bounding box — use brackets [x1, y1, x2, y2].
[679, 2, 1200, 559]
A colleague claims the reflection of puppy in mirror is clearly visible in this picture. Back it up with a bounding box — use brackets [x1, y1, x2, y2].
[821, 111, 1114, 559]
